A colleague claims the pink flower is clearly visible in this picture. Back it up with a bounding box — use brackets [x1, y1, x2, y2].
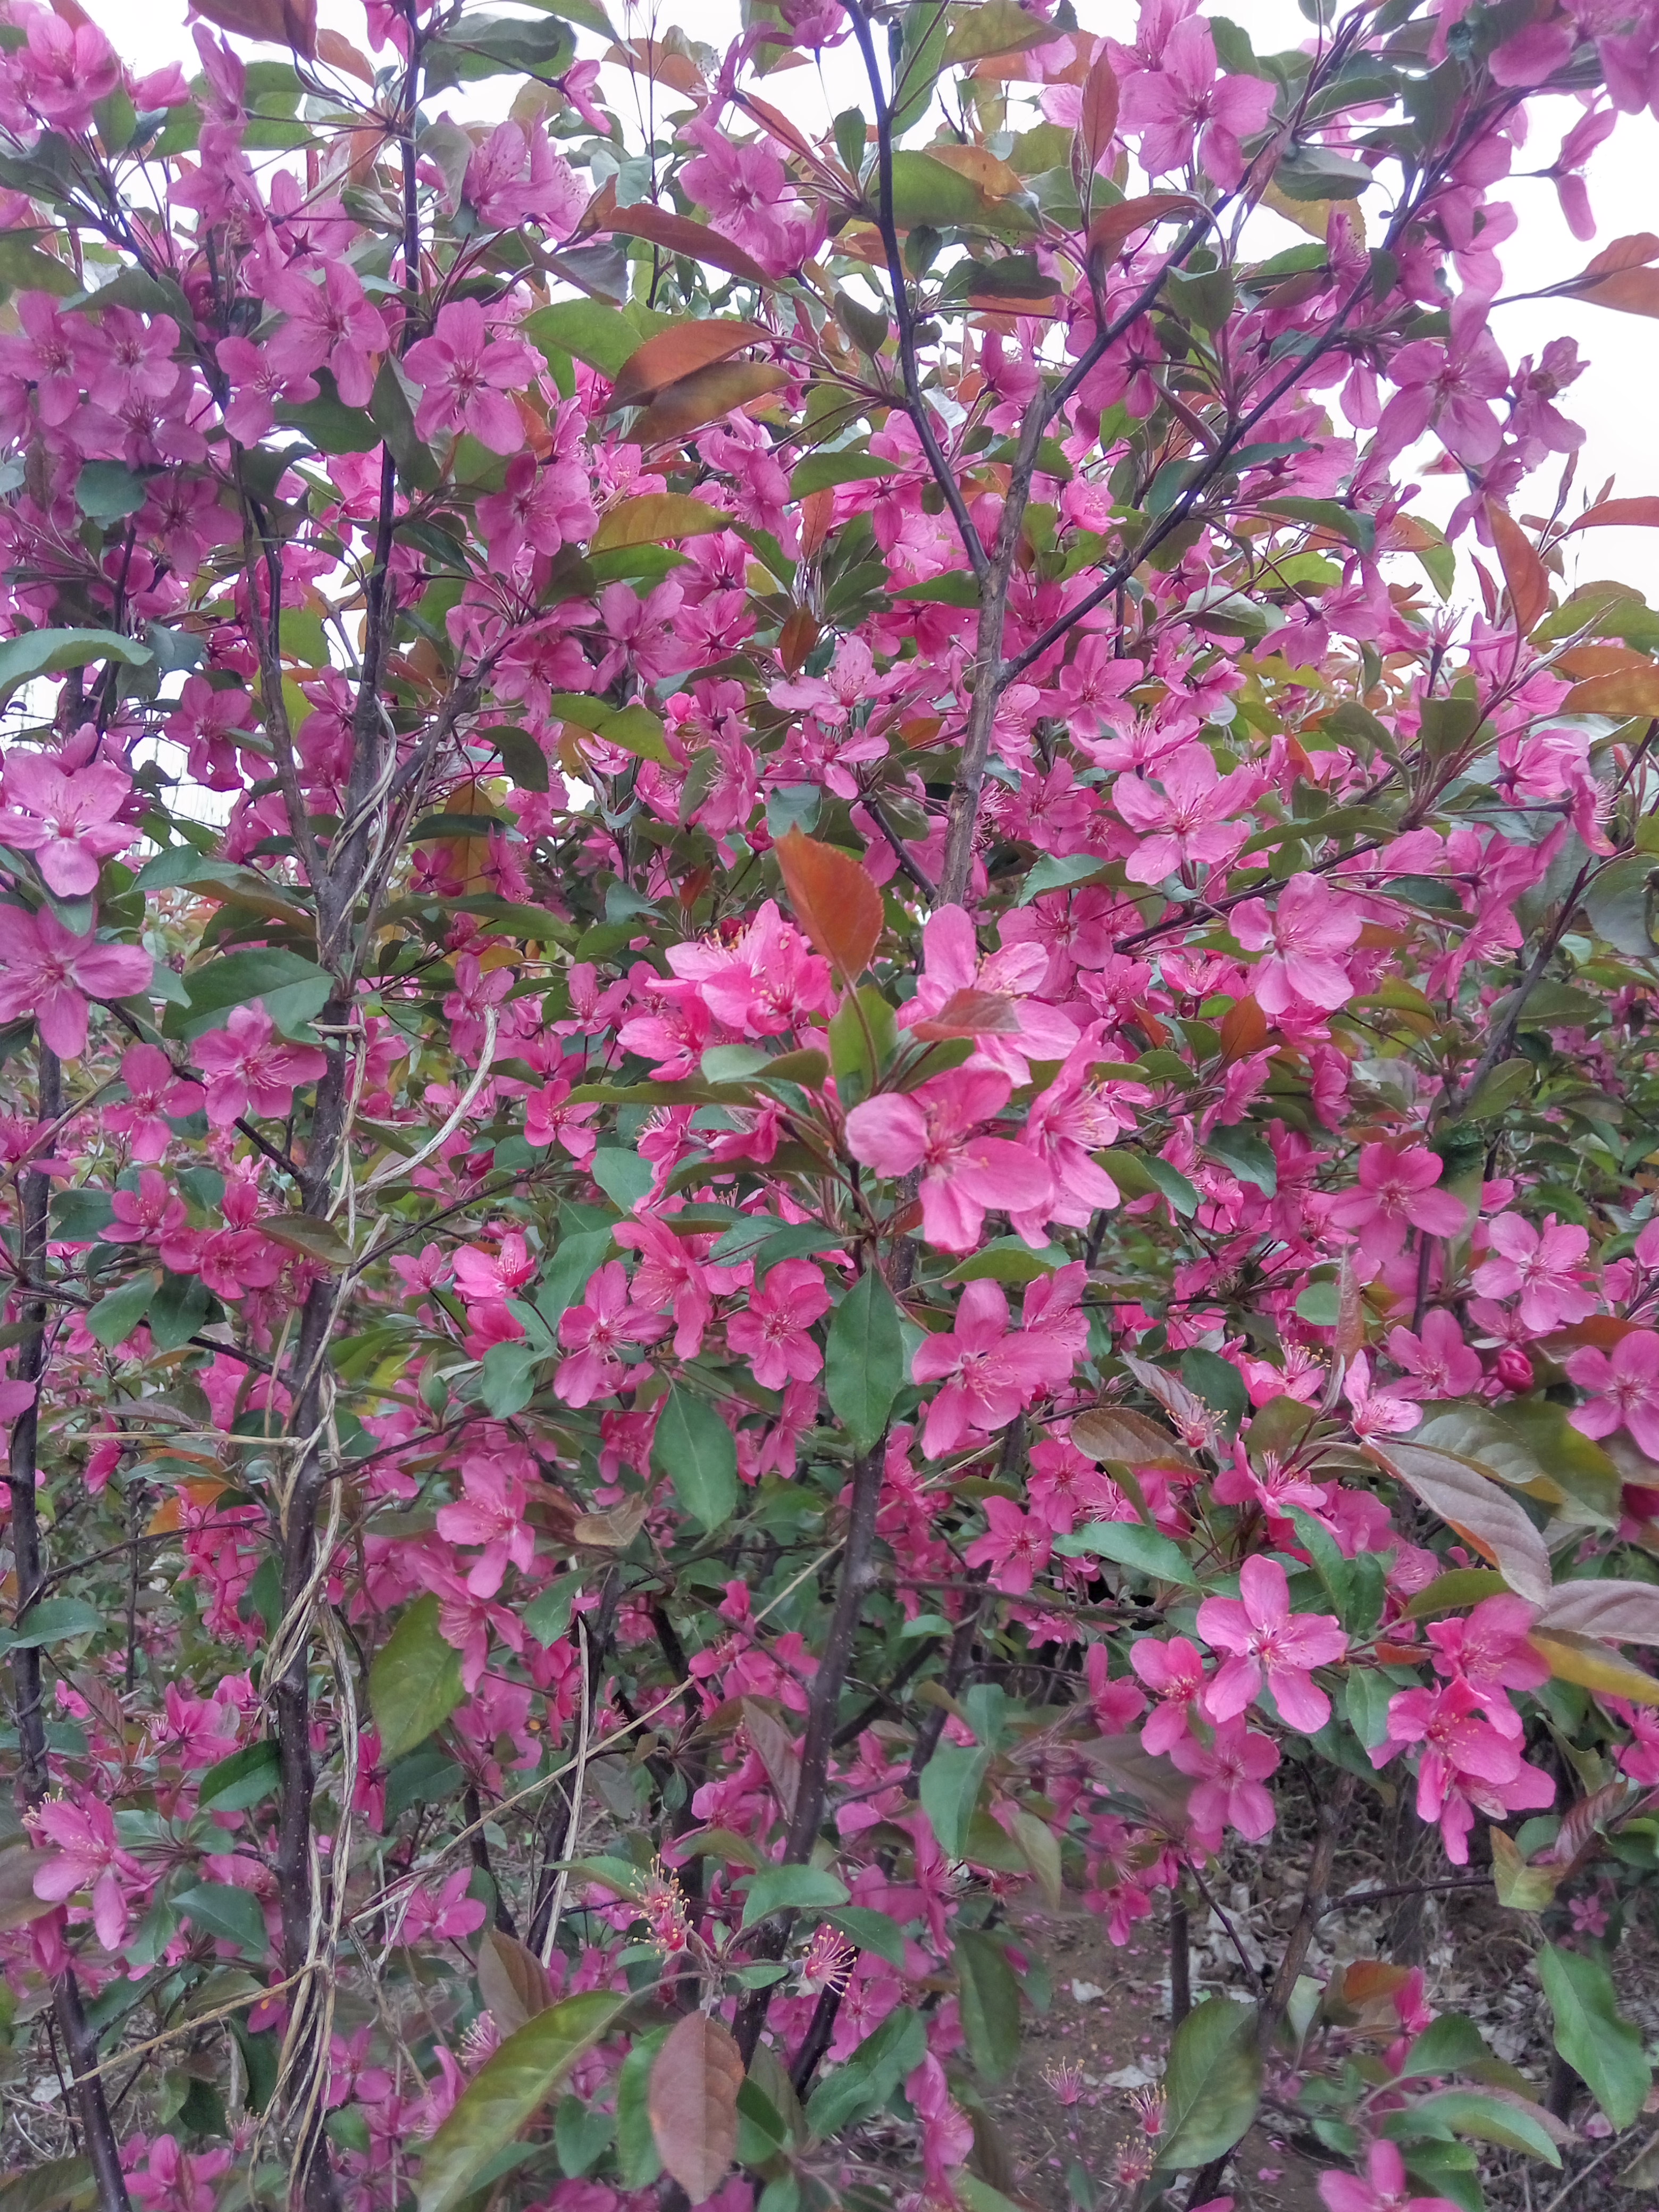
[556, 1261, 669, 1406]
[435, 1451, 535, 1598]
[727, 1258, 831, 1390]
[1425, 1594, 1549, 1710]
[31, 1796, 144, 1952]
[14, 6, 120, 134]
[0, 906, 152, 1058]
[1375, 1677, 1554, 1863]
[404, 298, 539, 455]
[845, 1069, 1055, 1253]
[1168, 1716, 1280, 1844]
[1230, 875, 1363, 1016]
[127, 2134, 232, 2212]
[1111, 743, 1258, 884]
[910, 1279, 1074, 1455]
[1119, 16, 1277, 188]
[1130, 1635, 1209, 1754]
[680, 112, 822, 277]
[1196, 1555, 1347, 1732]
[0, 749, 132, 896]
[399, 1866, 486, 1944]
[1470, 1212, 1597, 1333]
[963, 1495, 1054, 1595]
[1375, 311, 1510, 467]
[104, 1044, 204, 1162]
[1567, 1328, 1659, 1456]
[463, 121, 585, 237]
[1386, 1310, 1482, 1401]
[191, 1003, 328, 1126]
[1328, 1144, 1468, 1263]
[102, 1168, 187, 1245]
[1344, 1352, 1422, 1440]
[267, 261, 389, 409]
[1319, 2138, 1460, 2212]
[214, 334, 317, 445]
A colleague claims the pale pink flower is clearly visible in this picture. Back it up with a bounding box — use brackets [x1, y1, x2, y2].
[1196, 1555, 1347, 1732]
[1470, 1212, 1597, 1333]
[0, 749, 132, 896]
[404, 299, 539, 455]
[1567, 1328, 1659, 1456]
[31, 1797, 144, 1952]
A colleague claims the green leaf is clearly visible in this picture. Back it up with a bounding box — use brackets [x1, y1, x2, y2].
[416, 1991, 625, 2212]
[0, 1598, 102, 1655]
[826, 1906, 908, 1968]
[146, 1270, 210, 1354]
[943, 0, 1053, 62]
[1180, 1346, 1249, 1434]
[275, 382, 383, 455]
[804, 2007, 926, 2139]
[918, 1742, 990, 1859]
[790, 449, 898, 497]
[197, 1741, 280, 1815]
[0, 627, 153, 705]
[87, 1271, 156, 1349]
[0, 2159, 94, 2212]
[741, 1865, 850, 1929]
[614, 2026, 669, 2189]
[954, 1929, 1021, 2082]
[172, 1880, 269, 1957]
[1406, 2090, 1561, 2165]
[1052, 1520, 1199, 1586]
[524, 300, 660, 380]
[1153, 1998, 1262, 2172]
[171, 949, 332, 1044]
[890, 10, 950, 136]
[1259, 496, 1377, 558]
[651, 1385, 738, 1534]
[74, 460, 149, 527]
[1206, 1126, 1278, 1196]
[1018, 853, 1103, 903]
[591, 1147, 656, 1213]
[1538, 1943, 1652, 2131]
[825, 1269, 904, 1455]
[1401, 2013, 1491, 2080]
[370, 1594, 464, 1764]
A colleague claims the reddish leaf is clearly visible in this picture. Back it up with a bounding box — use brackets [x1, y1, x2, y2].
[0, 1840, 60, 1931]
[610, 322, 772, 412]
[1575, 267, 1659, 317]
[1566, 497, 1659, 532]
[1580, 231, 1659, 278]
[632, 363, 790, 447]
[1556, 643, 1652, 679]
[1087, 192, 1201, 265]
[316, 26, 373, 80]
[1071, 1404, 1195, 1469]
[774, 828, 884, 982]
[1078, 47, 1120, 176]
[476, 1926, 554, 2035]
[1564, 667, 1659, 718]
[737, 89, 846, 178]
[598, 205, 771, 288]
[1218, 995, 1268, 1062]
[1368, 1442, 1552, 1605]
[189, 0, 316, 54]
[912, 988, 1023, 1041]
[741, 1697, 800, 1822]
[778, 605, 819, 675]
[648, 2012, 743, 2205]
[1485, 503, 1549, 633]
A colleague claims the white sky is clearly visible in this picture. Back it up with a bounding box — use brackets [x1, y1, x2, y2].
[94, 0, 1659, 600]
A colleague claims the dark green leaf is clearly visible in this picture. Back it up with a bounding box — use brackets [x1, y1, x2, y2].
[918, 1742, 990, 1859]
[173, 1881, 269, 1957]
[1153, 1998, 1262, 2171]
[87, 1271, 156, 1349]
[370, 1594, 464, 1763]
[0, 627, 153, 705]
[197, 1741, 280, 1815]
[825, 1270, 903, 1455]
[1538, 1943, 1651, 2131]
[741, 1865, 849, 1929]
[955, 1930, 1021, 2082]
[1052, 1520, 1199, 1586]
[652, 1385, 738, 1534]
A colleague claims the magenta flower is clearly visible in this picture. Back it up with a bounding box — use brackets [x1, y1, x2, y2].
[1195, 1555, 1347, 1733]
[463, 121, 585, 237]
[1230, 875, 1363, 1016]
[1319, 2138, 1461, 2212]
[1343, 1352, 1422, 1440]
[1327, 1143, 1468, 1262]
[845, 1068, 1054, 1253]
[104, 1043, 204, 1162]
[1567, 1327, 1659, 1456]
[31, 1796, 145, 1953]
[1425, 1594, 1549, 1707]
[0, 906, 152, 1058]
[1111, 742, 1258, 884]
[1168, 1716, 1281, 1844]
[14, 7, 120, 135]
[102, 1168, 187, 1245]
[266, 262, 389, 409]
[1375, 1677, 1554, 1863]
[1375, 310, 1509, 467]
[1386, 1309, 1482, 1401]
[680, 112, 822, 276]
[1470, 1211, 1597, 1333]
[0, 748, 132, 895]
[191, 1003, 328, 1127]
[555, 1261, 669, 1406]
[910, 1279, 1073, 1454]
[727, 1258, 831, 1390]
[405, 298, 539, 455]
[963, 1495, 1053, 1596]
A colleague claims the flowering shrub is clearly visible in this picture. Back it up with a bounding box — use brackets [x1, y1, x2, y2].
[3, 3, 1659, 2210]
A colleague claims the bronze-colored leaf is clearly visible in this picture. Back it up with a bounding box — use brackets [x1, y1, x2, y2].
[610, 322, 772, 412]
[911, 988, 1023, 1041]
[0, 1841, 58, 1932]
[1071, 1405, 1194, 1469]
[572, 1495, 649, 1551]
[476, 1926, 554, 2035]
[1530, 1628, 1659, 1704]
[1087, 192, 1200, 266]
[1564, 667, 1659, 718]
[774, 827, 884, 982]
[632, 363, 790, 447]
[647, 2011, 744, 2205]
[1078, 47, 1120, 177]
[598, 205, 771, 288]
[1485, 503, 1549, 634]
[1368, 1441, 1552, 1605]
[740, 1697, 800, 1824]
[189, 0, 316, 56]
[1566, 496, 1659, 531]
